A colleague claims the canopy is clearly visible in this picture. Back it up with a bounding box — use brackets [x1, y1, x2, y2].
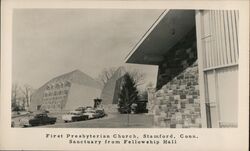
[125, 10, 195, 65]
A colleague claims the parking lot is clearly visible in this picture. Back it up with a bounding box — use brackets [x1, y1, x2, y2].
[12, 112, 154, 128]
[39, 113, 154, 128]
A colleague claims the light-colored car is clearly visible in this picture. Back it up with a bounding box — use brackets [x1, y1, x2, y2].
[62, 111, 88, 122]
[75, 107, 86, 113]
[19, 115, 33, 127]
[83, 109, 96, 119]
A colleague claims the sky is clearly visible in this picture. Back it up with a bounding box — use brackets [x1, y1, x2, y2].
[12, 9, 163, 89]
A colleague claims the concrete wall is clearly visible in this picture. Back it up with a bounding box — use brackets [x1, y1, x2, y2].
[65, 83, 102, 110]
[100, 67, 125, 105]
[29, 86, 46, 111]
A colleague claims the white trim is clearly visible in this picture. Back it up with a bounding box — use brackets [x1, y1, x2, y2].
[195, 10, 208, 128]
[203, 63, 238, 71]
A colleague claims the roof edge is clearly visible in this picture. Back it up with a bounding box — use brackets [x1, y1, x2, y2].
[124, 9, 169, 63]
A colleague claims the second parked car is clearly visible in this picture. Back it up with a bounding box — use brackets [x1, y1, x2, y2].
[62, 111, 88, 122]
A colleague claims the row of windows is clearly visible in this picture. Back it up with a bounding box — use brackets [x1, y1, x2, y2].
[43, 96, 67, 101]
[46, 81, 71, 90]
[42, 104, 62, 109]
[43, 90, 69, 97]
[43, 100, 62, 105]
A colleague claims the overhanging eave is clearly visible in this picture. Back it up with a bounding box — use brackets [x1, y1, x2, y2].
[125, 9, 196, 65]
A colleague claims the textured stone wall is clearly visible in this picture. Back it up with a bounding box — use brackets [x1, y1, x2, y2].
[153, 62, 201, 128]
[148, 27, 201, 128]
[156, 28, 197, 90]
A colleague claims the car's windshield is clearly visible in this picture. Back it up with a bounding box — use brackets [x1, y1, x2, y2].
[68, 112, 80, 115]
[35, 114, 44, 118]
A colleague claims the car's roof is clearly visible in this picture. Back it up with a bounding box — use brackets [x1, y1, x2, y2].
[69, 110, 82, 114]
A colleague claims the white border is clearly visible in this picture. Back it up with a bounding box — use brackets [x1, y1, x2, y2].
[1, 0, 249, 150]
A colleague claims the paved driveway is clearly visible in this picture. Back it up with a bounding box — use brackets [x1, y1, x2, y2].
[38, 113, 154, 128]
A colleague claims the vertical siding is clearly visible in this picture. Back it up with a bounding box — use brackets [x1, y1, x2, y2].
[197, 10, 239, 128]
[201, 10, 239, 69]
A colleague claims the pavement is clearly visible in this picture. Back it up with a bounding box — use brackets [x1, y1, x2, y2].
[14, 113, 154, 128]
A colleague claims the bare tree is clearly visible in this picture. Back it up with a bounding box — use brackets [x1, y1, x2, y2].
[20, 84, 33, 109]
[127, 69, 145, 87]
[97, 67, 145, 87]
[97, 67, 117, 85]
[11, 83, 19, 109]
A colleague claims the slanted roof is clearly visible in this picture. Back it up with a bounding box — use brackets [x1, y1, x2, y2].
[125, 10, 195, 65]
[47, 69, 102, 89]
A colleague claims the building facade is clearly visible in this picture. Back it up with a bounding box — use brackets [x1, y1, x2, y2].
[196, 10, 239, 128]
[100, 67, 125, 113]
[30, 70, 102, 112]
[126, 9, 239, 128]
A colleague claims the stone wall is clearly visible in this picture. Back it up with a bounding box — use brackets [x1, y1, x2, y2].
[153, 61, 201, 128]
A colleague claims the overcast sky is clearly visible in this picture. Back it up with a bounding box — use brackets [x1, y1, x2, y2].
[12, 9, 163, 89]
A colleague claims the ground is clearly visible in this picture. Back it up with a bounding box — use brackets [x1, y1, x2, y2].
[12, 113, 154, 128]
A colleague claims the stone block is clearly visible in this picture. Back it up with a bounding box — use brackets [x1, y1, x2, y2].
[175, 113, 182, 121]
[173, 89, 178, 95]
[174, 95, 180, 100]
[183, 109, 189, 114]
[180, 94, 186, 99]
[170, 124, 176, 128]
[160, 121, 166, 127]
[188, 98, 194, 104]
[177, 103, 181, 109]
[160, 99, 166, 105]
[194, 99, 199, 103]
[154, 106, 160, 115]
[169, 96, 174, 101]
[160, 112, 167, 117]
[168, 89, 173, 93]
[156, 96, 164, 100]
[193, 95, 198, 99]
[190, 123, 201, 128]
[195, 118, 201, 124]
[192, 91, 198, 95]
[176, 124, 183, 128]
[161, 105, 167, 111]
[181, 102, 186, 108]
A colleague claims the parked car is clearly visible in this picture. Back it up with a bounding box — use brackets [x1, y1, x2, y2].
[75, 107, 86, 113]
[19, 115, 34, 127]
[28, 113, 57, 126]
[42, 110, 50, 113]
[83, 109, 96, 119]
[62, 111, 88, 122]
[93, 109, 106, 119]
[17, 111, 30, 116]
